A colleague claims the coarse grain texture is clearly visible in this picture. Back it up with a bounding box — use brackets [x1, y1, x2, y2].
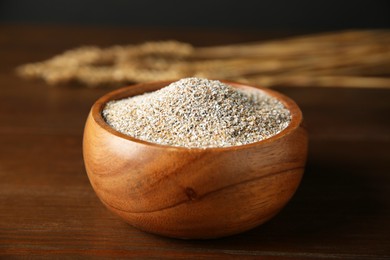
[102, 78, 291, 148]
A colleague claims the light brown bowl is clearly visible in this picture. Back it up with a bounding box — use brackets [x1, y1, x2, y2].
[83, 80, 308, 239]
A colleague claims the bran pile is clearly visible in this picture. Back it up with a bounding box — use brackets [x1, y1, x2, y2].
[103, 78, 291, 148]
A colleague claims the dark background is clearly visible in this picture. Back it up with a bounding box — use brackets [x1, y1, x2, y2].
[0, 0, 389, 30]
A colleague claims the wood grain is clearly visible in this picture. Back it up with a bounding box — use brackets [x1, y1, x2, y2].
[0, 24, 389, 258]
[83, 81, 308, 239]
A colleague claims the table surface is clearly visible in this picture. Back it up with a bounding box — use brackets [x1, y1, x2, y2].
[0, 25, 389, 259]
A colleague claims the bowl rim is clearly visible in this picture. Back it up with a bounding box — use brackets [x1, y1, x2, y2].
[90, 80, 304, 151]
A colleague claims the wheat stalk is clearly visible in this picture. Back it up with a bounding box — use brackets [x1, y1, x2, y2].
[17, 30, 390, 88]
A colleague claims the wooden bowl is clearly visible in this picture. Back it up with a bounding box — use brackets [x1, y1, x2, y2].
[83, 80, 308, 239]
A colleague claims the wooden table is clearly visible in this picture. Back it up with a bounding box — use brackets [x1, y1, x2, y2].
[1, 25, 389, 259]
